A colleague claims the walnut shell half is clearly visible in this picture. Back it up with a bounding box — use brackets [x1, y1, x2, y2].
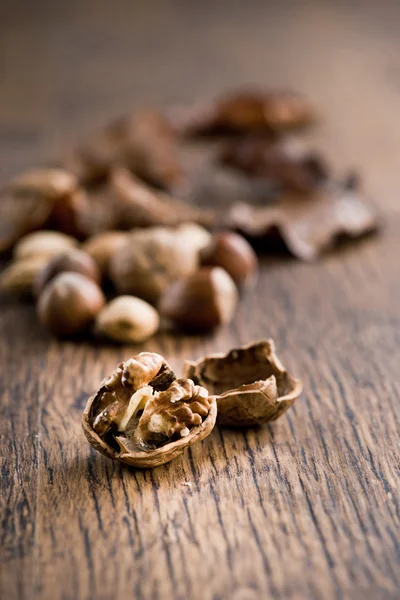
[184, 340, 302, 427]
[82, 352, 217, 468]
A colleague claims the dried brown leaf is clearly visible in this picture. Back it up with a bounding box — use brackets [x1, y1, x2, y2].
[225, 179, 378, 260]
[220, 136, 328, 192]
[169, 89, 315, 136]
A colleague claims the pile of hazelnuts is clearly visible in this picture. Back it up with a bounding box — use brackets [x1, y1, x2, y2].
[2, 223, 258, 343]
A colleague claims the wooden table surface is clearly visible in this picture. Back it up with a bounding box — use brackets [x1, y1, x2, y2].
[1, 2, 400, 599]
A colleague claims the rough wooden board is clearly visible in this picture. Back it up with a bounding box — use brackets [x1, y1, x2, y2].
[1, 2, 400, 599]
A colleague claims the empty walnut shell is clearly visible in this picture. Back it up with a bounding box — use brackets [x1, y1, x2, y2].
[184, 340, 302, 427]
[82, 353, 217, 468]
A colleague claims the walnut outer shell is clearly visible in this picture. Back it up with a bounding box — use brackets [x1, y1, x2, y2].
[184, 339, 302, 426]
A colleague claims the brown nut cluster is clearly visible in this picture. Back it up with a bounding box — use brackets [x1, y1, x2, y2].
[83, 341, 302, 468]
[82, 352, 217, 468]
[0, 87, 378, 345]
[1, 224, 251, 341]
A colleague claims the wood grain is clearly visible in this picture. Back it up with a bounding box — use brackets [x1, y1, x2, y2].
[1, 1, 400, 599]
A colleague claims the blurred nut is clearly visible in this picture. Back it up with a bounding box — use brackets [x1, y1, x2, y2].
[37, 272, 105, 336]
[48, 187, 89, 239]
[64, 109, 183, 190]
[110, 168, 214, 229]
[81, 231, 129, 278]
[200, 231, 258, 288]
[176, 223, 212, 255]
[0, 168, 78, 254]
[13, 231, 78, 261]
[10, 168, 77, 199]
[34, 248, 101, 297]
[0, 256, 50, 296]
[159, 266, 238, 331]
[95, 296, 160, 343]
[10, 167, 88, 240]
[110, 227, 198, 304]
[118, 109, 183, 190]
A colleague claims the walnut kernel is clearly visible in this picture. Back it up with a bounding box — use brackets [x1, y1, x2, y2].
[82, 353, 216, 468]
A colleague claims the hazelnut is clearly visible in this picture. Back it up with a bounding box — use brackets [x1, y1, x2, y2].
[110, 227, 198, 304]
[34, 248, 101, 297]
[159, 266, 238, 331]
[13, 231, 78, 261]
[95, 296, 160, 343]
[37, 272, 105, 337]
[200, 231, 258, 288]
[81, 231, 129, 278]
